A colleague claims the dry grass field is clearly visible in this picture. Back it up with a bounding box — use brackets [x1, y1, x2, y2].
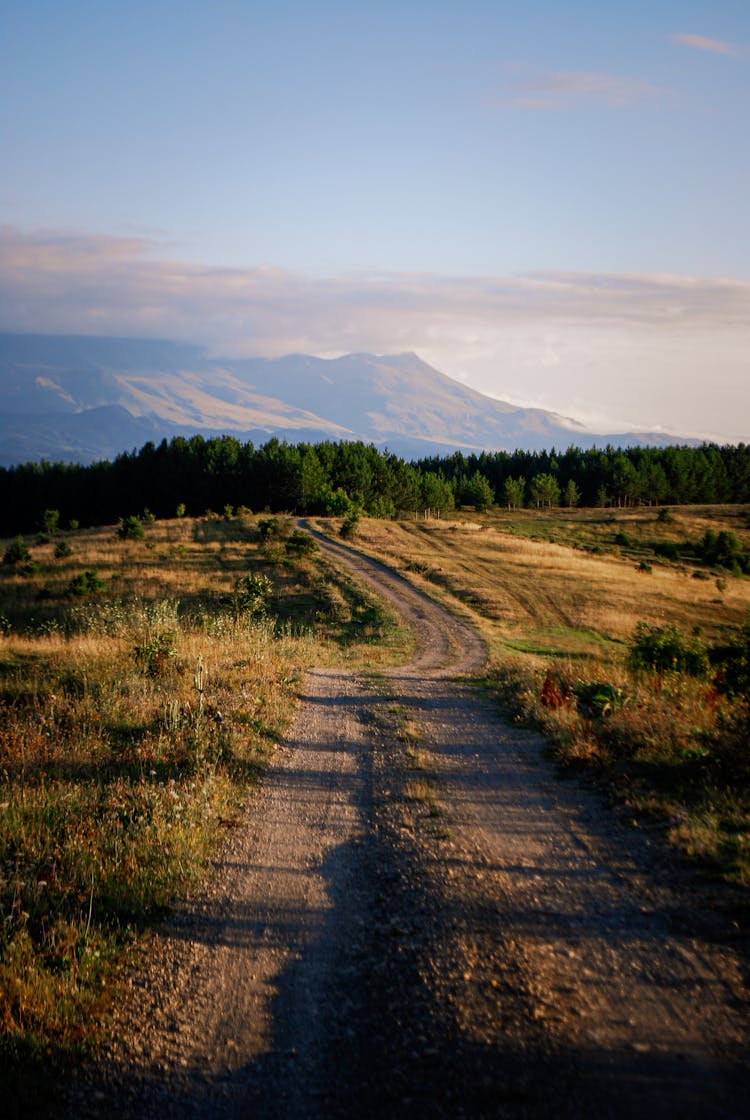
[320, 507, 750, 656]
[312, 507, 750, 884]
[0, 513, 407, 1083]
[2, 504, 749, 1090]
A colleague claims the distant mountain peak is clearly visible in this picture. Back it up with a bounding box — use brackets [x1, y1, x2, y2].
[0, 332, 697, 467]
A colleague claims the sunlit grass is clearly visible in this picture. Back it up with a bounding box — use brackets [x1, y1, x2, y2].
[311, 509, 750, 882]
[0, 513, 410, 1089]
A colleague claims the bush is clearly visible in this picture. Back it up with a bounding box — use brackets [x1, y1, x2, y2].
[258, 517, 280, 541]
[710, 620, 750, 698]
[573, 680, 627, 718]
[40, 509, 60, 535]
[54, 540, 73, 559]
[228, 573, 272, 617]
[285, 530, 319, 557]
[339, 512, 361, 540]
[3, 535, 30, 565]
[653, 541, 681, 561]
[699, 529, 749, 574]
[134, 630, 177, 676]
[118, 515, 145, 541]
[629, 622, 709, 677]
[67, 570, 105, 597]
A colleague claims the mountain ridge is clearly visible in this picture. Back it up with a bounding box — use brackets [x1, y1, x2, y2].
[0, 332, 698, 467]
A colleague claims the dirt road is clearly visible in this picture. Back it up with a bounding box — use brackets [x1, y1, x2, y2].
[65, 531, 749, 1119]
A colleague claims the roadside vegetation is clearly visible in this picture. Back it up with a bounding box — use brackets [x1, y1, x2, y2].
[0, 512, 407, 1093]
[311, 506, 750, 885]
[3, 492, 750, 1096]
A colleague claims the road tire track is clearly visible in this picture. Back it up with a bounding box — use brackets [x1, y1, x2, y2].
[63, 530, 749, 1119]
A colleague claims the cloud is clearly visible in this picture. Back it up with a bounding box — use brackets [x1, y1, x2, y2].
[669, 32, 738, 56]
[1, 227, 749, 353]
[499, 69, 663, 109]
[1, 226, 749, 441]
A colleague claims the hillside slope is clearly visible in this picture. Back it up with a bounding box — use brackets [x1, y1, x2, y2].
[0, 333, 691, 465]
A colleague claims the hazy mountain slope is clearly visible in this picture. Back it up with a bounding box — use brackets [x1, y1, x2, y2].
[0, 333, 693, 467]
[0, 334, 352, 434]
[225, 352, 590, 448]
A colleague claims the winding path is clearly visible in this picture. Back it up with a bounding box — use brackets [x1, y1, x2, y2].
[65, 530, 749, 1119]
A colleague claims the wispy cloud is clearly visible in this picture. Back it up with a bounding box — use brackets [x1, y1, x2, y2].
[670, 32, 739, 56]
[1, 228, 749, 355]
[500, 68, 663, 109]
[2, 227, 748, 441]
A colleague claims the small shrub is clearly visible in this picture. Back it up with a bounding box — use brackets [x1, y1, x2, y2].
[68, 519, 79, 531]
[3, 535, 30, 565]
[637, 560, 653, 573]
[405, 560, 431, 575]
[340, 512, 361, 540]
[67, 570, 105, 597]
[653, 541, 681, 561]
[706, 530, 749, 574]
[710, 621, 750, 698]
[629, 622, 709, 677]
[54, 540, 73, 559]
[175, 502, 187, 518]
[40, 509, 60, 535]
[262, 543, 285, 565]
[118, 515, 145, 541]
[228, 573, 272, 617]
[285, 530, 319, 557]
[134, 630, 177, 676]
[258, 517, 280, 541]
[657, 507, 673, 523]
[573, 680, 626, 718]
[614, 531, 632, 547]
[19, 560, 41, 578]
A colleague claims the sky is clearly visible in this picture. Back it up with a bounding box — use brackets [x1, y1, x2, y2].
[1, 0, 749, 441]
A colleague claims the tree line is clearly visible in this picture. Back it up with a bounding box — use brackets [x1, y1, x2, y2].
[1, 436, 749, 535]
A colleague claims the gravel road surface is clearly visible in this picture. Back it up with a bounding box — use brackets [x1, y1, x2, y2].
[63, 529, 750, 1119]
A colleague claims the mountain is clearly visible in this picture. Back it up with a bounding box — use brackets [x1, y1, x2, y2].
[0, 332, 695, 467]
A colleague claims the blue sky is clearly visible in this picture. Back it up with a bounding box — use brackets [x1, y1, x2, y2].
[1, 1, 749, 440]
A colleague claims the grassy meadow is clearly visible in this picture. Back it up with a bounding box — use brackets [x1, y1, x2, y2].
[2, 501, 749, 1090]
[0, 511, 407, 1085]
[312, 506, 750, 884]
